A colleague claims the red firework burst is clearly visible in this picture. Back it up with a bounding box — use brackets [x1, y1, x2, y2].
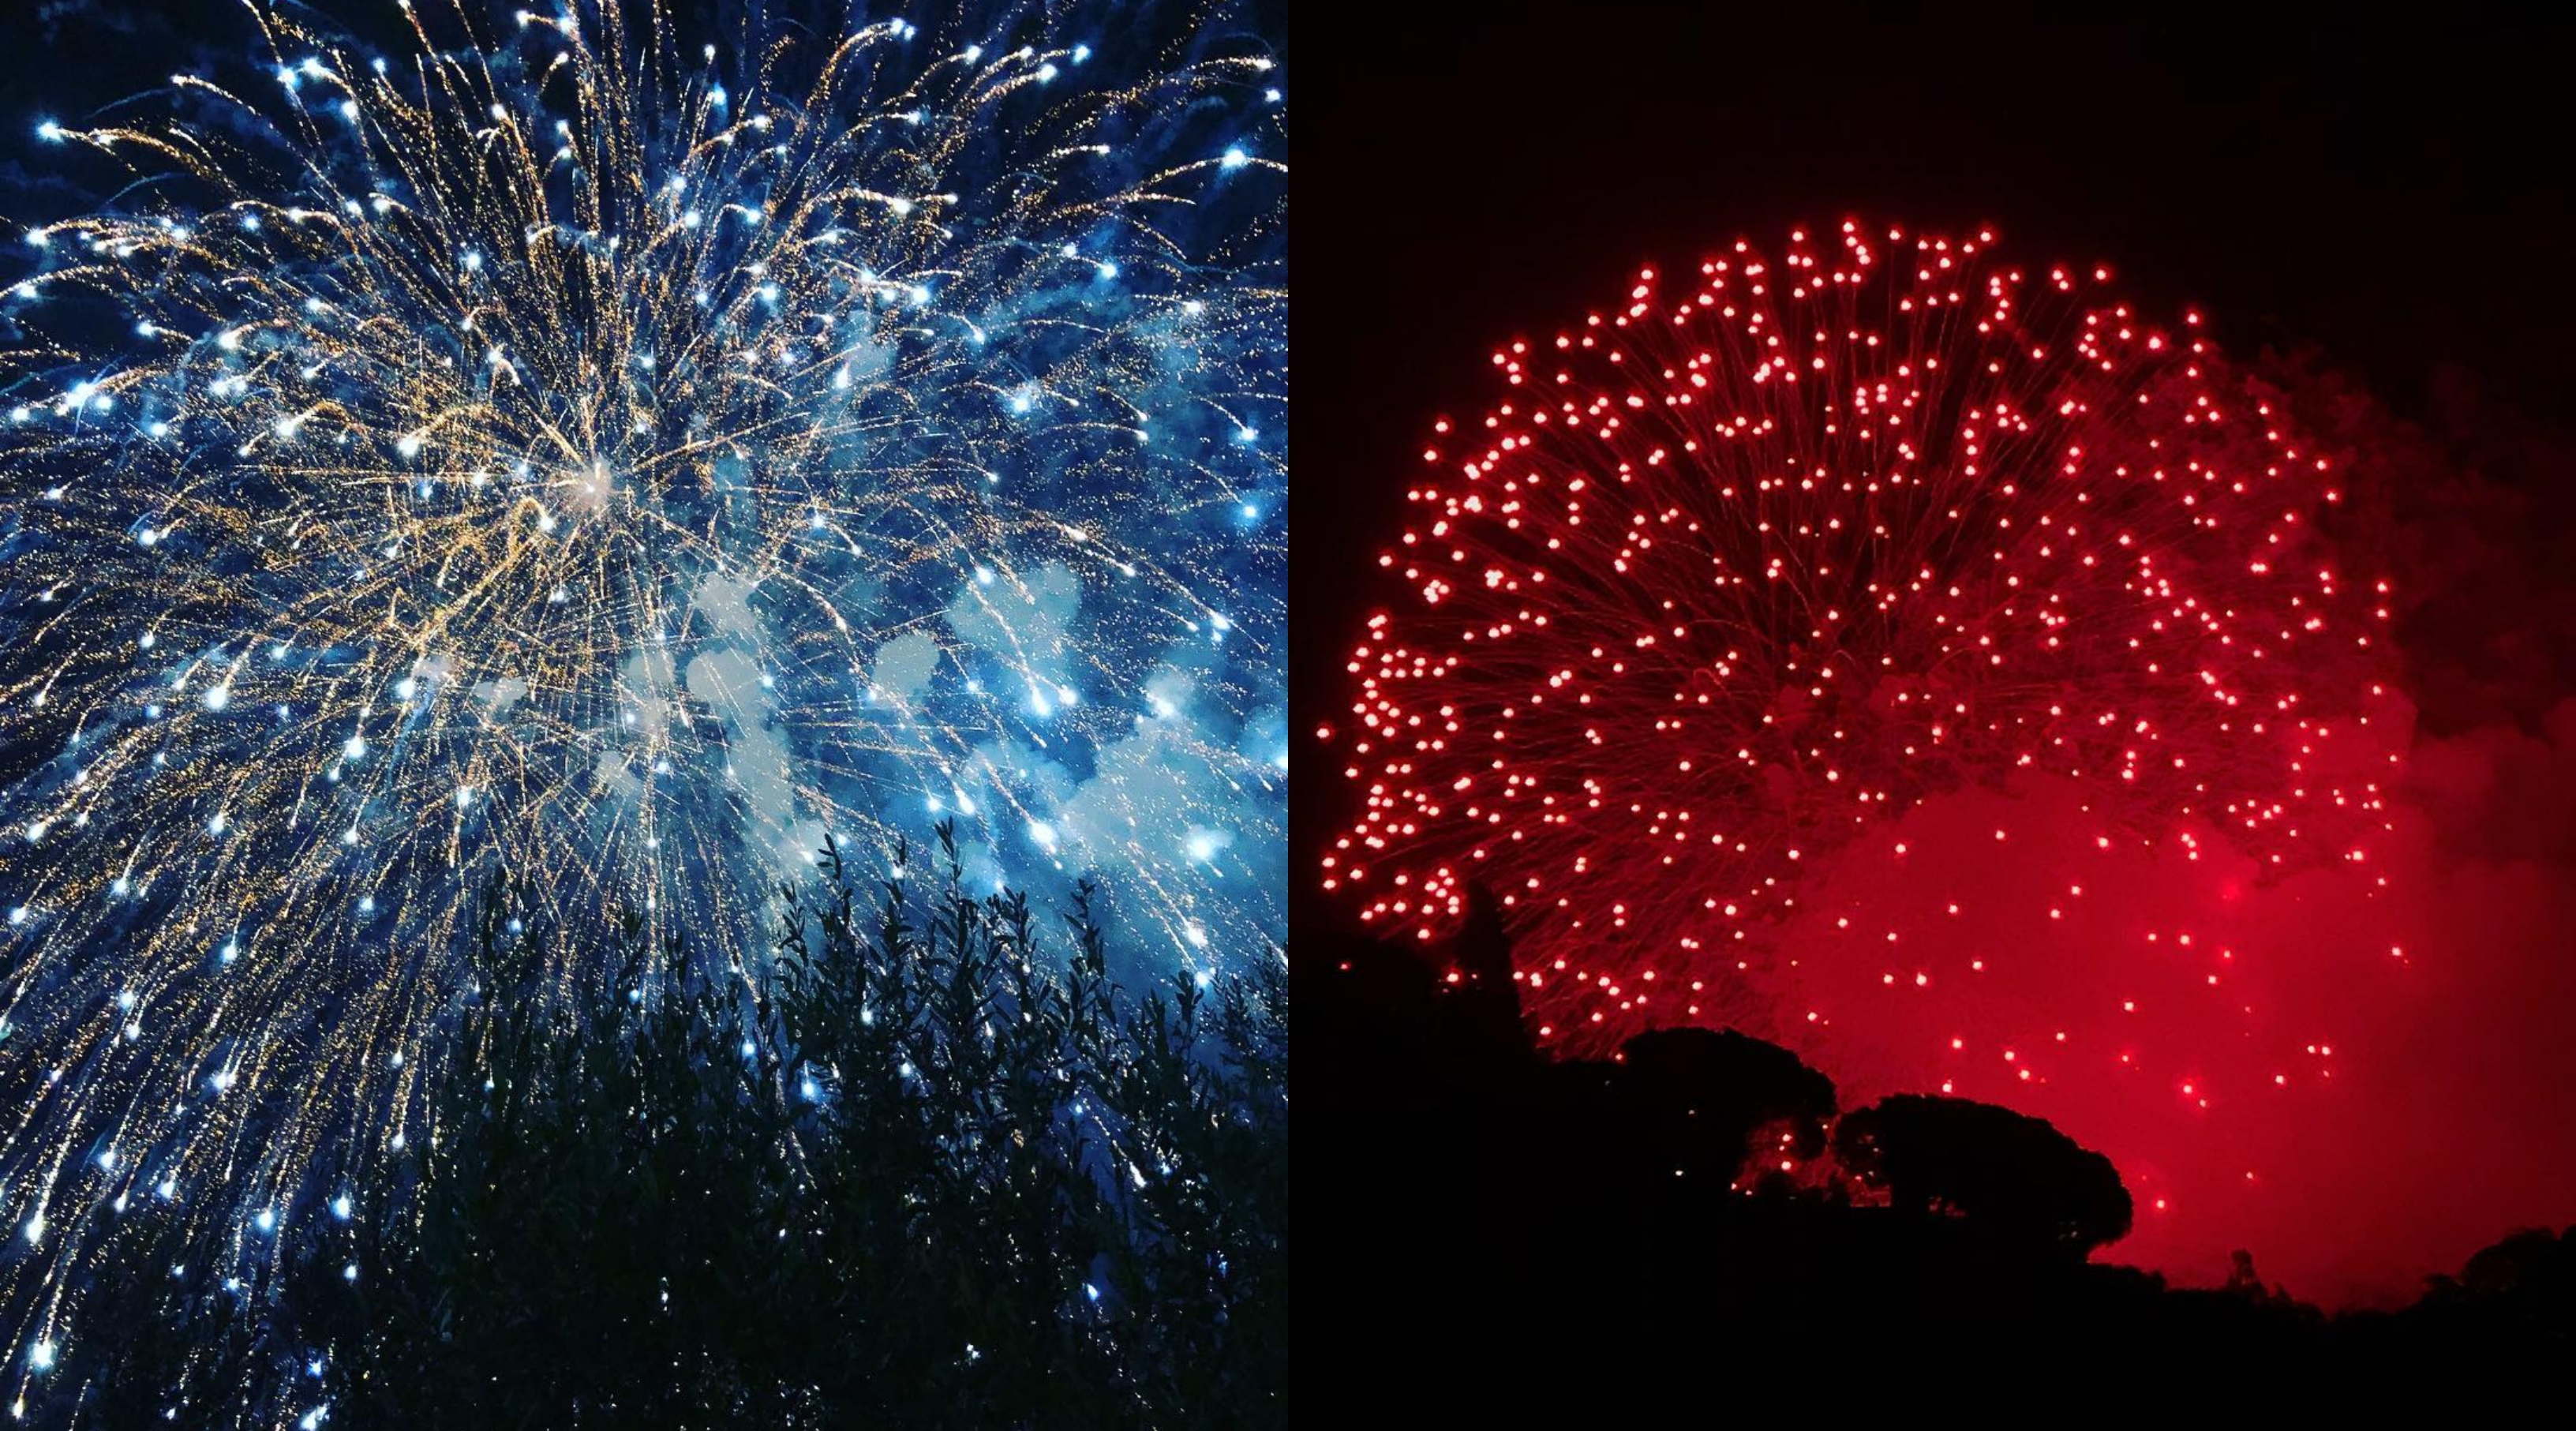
[1320, 221, 2405, 1092]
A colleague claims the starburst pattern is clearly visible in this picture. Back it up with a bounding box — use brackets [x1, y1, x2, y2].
[0, 0, 1282, 1360]
[1323, 221, 2398, 1078]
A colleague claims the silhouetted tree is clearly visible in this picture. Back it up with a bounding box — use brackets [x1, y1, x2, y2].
[17, 830, 1286, 1429]
[1611, 1027, 1837, 1182]
[1301, 917, 2576, 1400]
[1833, 1093, 2133, 1255]
[1432, 882, 1544, 1075]
[2407, 1225, 2575, 1335]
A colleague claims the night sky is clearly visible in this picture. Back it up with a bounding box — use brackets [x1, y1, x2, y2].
[1297, 5, 2576, 1302]
[0, 8, 1290, 1407]
[11, 0, 2576, 1329]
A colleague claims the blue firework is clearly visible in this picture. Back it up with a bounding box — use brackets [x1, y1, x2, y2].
[0, 0, 1282, 1358]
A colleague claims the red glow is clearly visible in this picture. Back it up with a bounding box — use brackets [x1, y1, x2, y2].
[1312, 222, 2534, 1295]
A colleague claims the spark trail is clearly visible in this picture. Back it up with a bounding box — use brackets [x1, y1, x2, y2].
[1323, 221, 2406, 1242]
[0, 0, 1283, 1377]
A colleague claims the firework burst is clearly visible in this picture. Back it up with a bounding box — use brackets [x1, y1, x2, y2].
[1323, 221, 2400, 1088]
[0, 0, 1282, 1355]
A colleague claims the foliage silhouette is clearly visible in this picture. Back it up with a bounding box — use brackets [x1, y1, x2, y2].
[1303, 917, 2575, 1403]
[1835, 1093, 2133, 1254]
[24, 829, 1286, 1429]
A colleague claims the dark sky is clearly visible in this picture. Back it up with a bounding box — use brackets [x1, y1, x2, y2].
[1294, 2, 2576, 928]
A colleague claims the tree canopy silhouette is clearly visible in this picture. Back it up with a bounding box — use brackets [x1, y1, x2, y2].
[1833, 1093, 2133, 1253]
[33, 828, 1287, 1429]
